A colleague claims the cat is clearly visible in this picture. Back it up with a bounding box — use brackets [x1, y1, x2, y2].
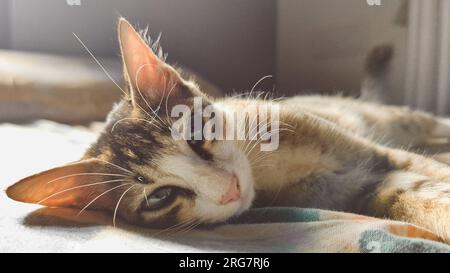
[7, 18, 450, 244]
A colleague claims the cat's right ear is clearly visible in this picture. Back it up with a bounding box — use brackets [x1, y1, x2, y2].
[118, 18, 185, 108]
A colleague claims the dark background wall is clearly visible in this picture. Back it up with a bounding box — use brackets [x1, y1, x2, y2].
[0, 0, 407, 100]
[0, 1, 10, 49]
[1, 0, 276, 94]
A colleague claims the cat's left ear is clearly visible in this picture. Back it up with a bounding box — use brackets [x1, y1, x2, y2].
[118, 18, 185, 107]
[6, 159, 125, 210]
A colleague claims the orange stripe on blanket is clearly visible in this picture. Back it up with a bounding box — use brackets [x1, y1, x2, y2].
[388, 224, 442, 242]
[350, 214, 378, 221]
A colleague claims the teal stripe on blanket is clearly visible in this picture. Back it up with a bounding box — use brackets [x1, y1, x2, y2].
[359, 230, 450, 253]
[230, 207, 320, 224]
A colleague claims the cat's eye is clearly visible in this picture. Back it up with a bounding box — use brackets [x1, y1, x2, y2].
[143, 187, 175, 210]
[137, 176, 145, 184]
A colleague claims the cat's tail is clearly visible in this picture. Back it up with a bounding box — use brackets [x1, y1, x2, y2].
[360, 44, 394, 103]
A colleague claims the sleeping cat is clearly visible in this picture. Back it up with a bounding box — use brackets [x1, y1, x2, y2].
[7, 18, 450, 243]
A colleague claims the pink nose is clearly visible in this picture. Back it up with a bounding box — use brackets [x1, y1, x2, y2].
[220, 175, 241, 205]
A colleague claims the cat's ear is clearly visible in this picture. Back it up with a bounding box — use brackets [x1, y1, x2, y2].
[6, 159, 127, 210]
[118, 18, 184, 107]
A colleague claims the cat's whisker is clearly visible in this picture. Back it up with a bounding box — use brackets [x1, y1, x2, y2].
[111, 117, 163, 133]
[165, 223, 197, 238]
[156, 79, 167, 115]
[248, 75, 273, 103]
[135, 101, 163, 127]
[244, 128, 285, 157]
[112, 185, 137, 227]
[156, 220, 194, 236]
[165, 82, 178, 121]
[250, 151, 275, 165]
[270, 96, 286, 102]
[273, 120, 295, 129]
[165, 219, 198, 237]
[168, 218, 196, 232]
[143, 188, 150, 207]
[234, 115, 249, 151]
[176, 220, 200, 235]
[254, 152, 273, 163]
[72, 32, 128, 97]
[228, 92, 250, 99]
[152, 76, 175, 130]
[246, 115, 288, 151]
[261, 119, 295, 130]
[263, 91, 272, 101]
[151, 78, 177, 132]
[242, 134, 258, 156]
[94, 158, 134, 174]
[134, 63, 164, 111]
[241, 118, 294, 156]
[130, 77, 166, 129]
[250, 149, 275, 161]
[134, 95, 166, 127]
[46, 173, 129, 184]
[229, 91, 265, 99]
[39, 179, 130, 204]
[134, 63, 171, 128]
[77, 183, 132, 217]
[242, 114, 260, 154]
[245, 128, 294, 157]
[256, 91, 268, 100]
[251, 152, 274, 165]
[150, 218, 196, 238]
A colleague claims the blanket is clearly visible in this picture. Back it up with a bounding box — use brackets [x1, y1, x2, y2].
[1, 120, 449, 253]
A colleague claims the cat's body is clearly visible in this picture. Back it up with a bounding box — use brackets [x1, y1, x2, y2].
[7, 18, 450, 245]
[216, 95, 450, 242]
[281, 95, 438, 147]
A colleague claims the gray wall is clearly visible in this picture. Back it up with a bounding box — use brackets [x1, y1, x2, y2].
[0, 1, 10, 49]
[277, 0, 407, 103]
[3, 0, 276, 93]
[0, 0, 408, 102]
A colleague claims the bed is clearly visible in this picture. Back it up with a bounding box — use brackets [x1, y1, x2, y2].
[1, 120, 450, 253]
[1, 50, 450, 253]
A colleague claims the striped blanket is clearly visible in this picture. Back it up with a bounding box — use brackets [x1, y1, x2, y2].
[1, 121, 449, 253]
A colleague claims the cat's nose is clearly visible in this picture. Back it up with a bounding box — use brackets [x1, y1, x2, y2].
[220, 175, 240, 205]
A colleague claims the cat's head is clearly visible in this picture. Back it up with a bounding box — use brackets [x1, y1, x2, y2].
[6, 18, 254, 228]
